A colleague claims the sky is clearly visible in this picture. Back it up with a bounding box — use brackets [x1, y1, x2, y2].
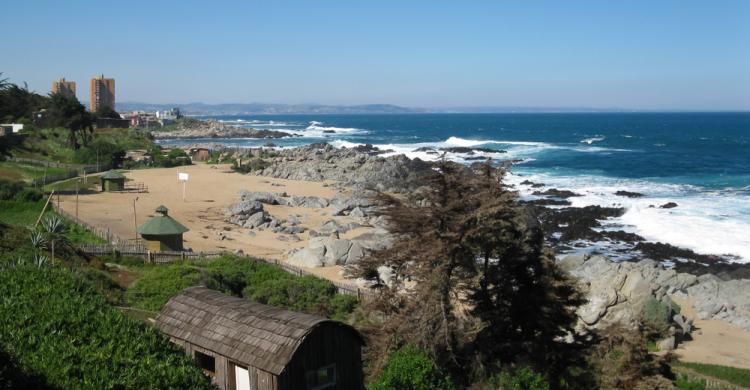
[1, 1, 749, 110]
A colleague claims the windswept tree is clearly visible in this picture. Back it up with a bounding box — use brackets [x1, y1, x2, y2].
[355, 161, 588, 387]
[46, 92, 93, 148]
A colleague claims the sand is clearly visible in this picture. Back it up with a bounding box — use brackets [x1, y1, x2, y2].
[671, 295, 750, 369]
[57, 163, 365, 283]
[58, 163, 750, 368]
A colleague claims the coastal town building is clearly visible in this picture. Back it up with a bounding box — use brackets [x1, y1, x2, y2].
[89, 74, 115, 112]
[137, 205, 189, 252]
[51, 78, 76, 99]
[157, 287, 364, 390]
[0, 123, 24, 136]
[100, 170, 126, 192]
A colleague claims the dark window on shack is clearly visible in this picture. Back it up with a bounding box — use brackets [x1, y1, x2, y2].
[194, 350, 216, 377]
[306, 363, 336, 389]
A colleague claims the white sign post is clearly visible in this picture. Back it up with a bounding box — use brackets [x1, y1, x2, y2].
[178, 172, 189, 201]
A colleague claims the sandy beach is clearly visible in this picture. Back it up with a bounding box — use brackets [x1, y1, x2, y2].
[57, 163, 366, 283]
[58, 163, 750, 370]
[671, 295, 750, 369]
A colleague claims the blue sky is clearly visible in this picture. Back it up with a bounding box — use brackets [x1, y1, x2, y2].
[1, 1, 748, 110]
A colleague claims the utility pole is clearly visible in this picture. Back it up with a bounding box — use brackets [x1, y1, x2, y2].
[75, 178, 80, 222]
[133, 196, 139, 243]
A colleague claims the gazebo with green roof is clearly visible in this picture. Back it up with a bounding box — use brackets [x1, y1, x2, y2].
[137, 206, 189, 252]
[100, 170, 126, 192]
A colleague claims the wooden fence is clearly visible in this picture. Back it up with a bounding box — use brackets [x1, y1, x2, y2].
[52, 201, 377, 301]
[73, 241, 376, 300]
[52, 204, 131, 245]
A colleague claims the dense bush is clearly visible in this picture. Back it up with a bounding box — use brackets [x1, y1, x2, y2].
[488, 367, 549, 390]
[0, 178, 41, 201]
[125, 264, 203, 311]
[370, 345, 455, 390]
[232, 158, 269, 173]
[125, 255, 359, 320]
[0, 266, 214, 389]
[641, 297, 679, 338]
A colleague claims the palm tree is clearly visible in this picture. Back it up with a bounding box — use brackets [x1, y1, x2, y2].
[0, 72, 10, 91]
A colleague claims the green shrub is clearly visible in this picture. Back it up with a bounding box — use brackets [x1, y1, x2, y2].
[243, 275, 337, 314]
[124, 255, 359, 319]
[641, 297, 675, 337]
[0, 178, 25, 200]
[125, 263, 203, 311]
[489, 367, 549, 390]
[0, 266, 214, 389]
[370, 345, 454, 390]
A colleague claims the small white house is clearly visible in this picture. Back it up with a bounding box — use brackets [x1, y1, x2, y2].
[0, 123, 24, 136]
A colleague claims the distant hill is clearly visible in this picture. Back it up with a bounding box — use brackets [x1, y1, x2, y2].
[116, 102, 424, 115]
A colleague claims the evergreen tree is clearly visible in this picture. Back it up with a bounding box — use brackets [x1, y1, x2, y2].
[356, 161, 588, 387]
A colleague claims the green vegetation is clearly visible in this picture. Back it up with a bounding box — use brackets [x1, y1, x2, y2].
[125, 255, 359, 320]
[0, 160, 69, 181]
[488, 367, 550, 390]
[370, 345, 455, 390]
[0, 266, 215, 389]
[672, 361, 750, 388]
[232, 157, 270, 173]
[641, 296, 680, 339]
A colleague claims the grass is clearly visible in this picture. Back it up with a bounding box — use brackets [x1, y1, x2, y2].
[0, 200, 46, 226]
[0, 161, 69, 181]
[43, 174, 101, 192]
[672, 361, 750, 388]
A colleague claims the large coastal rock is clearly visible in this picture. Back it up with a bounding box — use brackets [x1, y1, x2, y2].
[564, 255, 750, 332]
[289, 230, 393, 267]
[253, 144, 433, 192]
[152, 120, 295, 139]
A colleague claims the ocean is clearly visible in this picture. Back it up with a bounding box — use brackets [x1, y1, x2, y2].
[158, 113, 750, 263]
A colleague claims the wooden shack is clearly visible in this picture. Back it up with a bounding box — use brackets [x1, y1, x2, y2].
[157, 287, 364, 390]
[136, 205, 189, 252]
[100, 170, 126, 192]
[190, 147, 211, 162]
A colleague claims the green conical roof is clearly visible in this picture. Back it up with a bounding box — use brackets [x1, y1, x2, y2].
[137, 206, 189, 235]
[101, 170, 126, 180]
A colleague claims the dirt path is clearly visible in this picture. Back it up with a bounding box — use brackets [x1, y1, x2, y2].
[58, 163, 364, 284]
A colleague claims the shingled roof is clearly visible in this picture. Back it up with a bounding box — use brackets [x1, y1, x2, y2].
[156, 287, 362, 375]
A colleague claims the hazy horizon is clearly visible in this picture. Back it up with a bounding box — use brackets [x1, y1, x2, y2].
[2, 1, 748, 111]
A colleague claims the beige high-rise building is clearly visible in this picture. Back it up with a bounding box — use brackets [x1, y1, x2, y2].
[89, 74, 115, 112]
[51, 78, 76, 99]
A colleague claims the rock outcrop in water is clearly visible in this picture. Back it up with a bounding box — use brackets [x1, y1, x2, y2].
[152, 120, 295, 139]
[252, 144, 433, 192]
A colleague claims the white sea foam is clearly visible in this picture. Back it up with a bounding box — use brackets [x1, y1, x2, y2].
[580, 136, 605, 144]
[507, 171, 750, 262]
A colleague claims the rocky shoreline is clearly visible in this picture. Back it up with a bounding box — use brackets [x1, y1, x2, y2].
[151, 119, 296, 139]
[217, 141, 750, 352]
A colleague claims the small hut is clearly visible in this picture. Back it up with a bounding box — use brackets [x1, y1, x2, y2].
[190, 147, 211, 162]
[136, 205, 189, 252]
[157, 287, 364, 390]
[100, 170, 126, 192]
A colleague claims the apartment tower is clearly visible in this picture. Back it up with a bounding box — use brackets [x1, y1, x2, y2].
[89, 74, 115, 112]
[51, 78, 76, 99]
